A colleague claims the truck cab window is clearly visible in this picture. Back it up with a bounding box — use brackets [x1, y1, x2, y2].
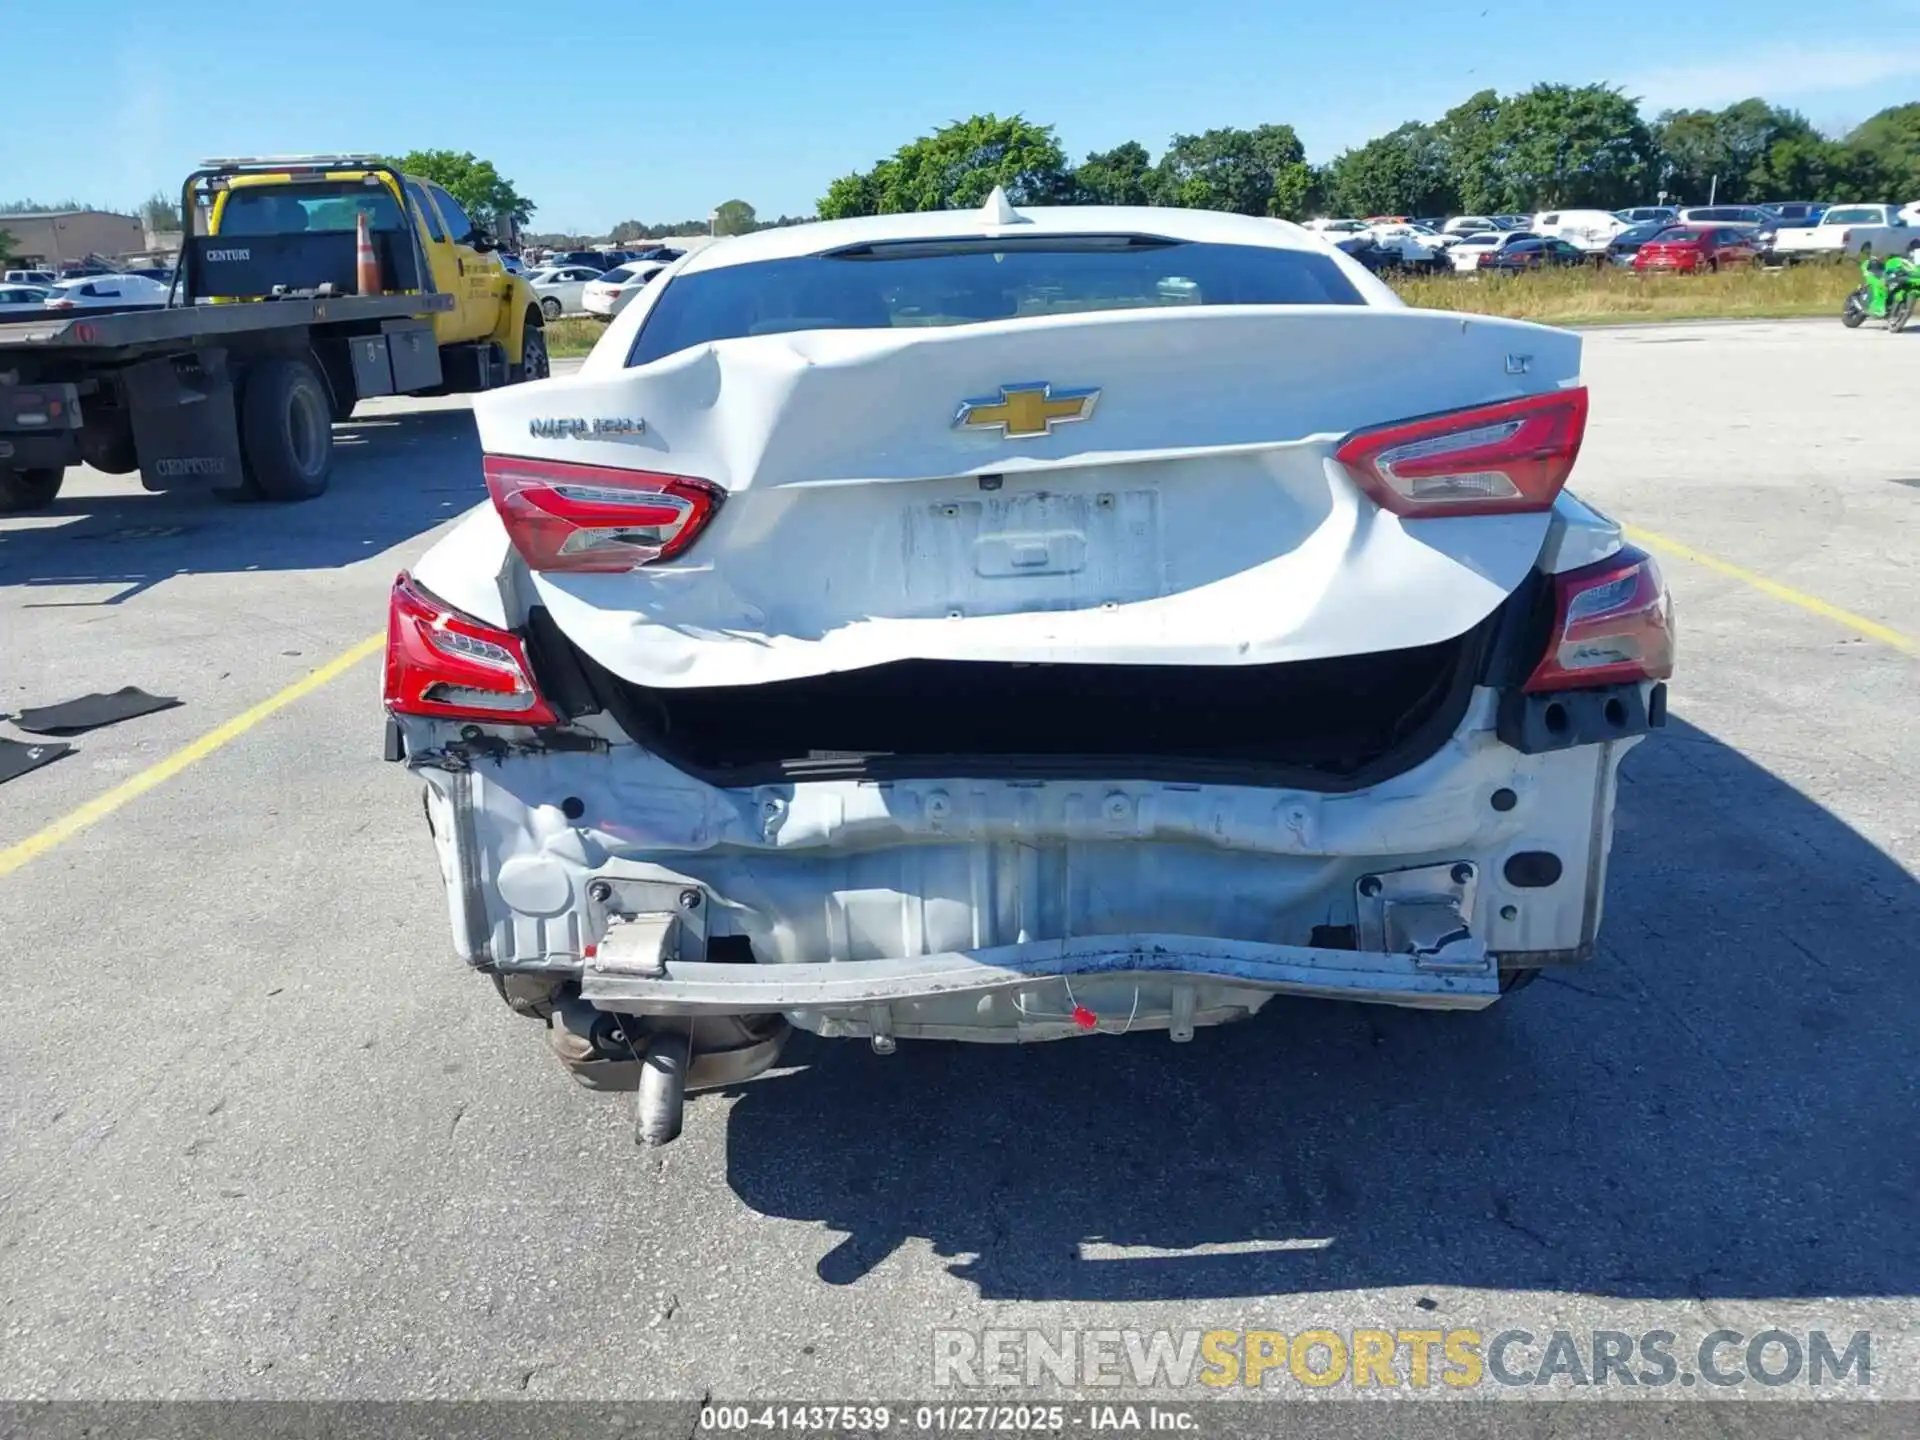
[429, 185, 477, 243]
[406, 182, 446, 242]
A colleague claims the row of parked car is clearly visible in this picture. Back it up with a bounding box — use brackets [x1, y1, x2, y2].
[513, 245, 684, 321]
[0, 269, 176, 316]
[1313, 201, 1920, 277]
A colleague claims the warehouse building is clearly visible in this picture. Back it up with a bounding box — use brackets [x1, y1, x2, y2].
[0, 209, 145, 269]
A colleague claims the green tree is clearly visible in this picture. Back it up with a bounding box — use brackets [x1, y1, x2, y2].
[1847, 103, 1920, 197]
[1654, 99, 1815, 203]
[1489, 84, 1656, 210]
[1433, 89, 1505, 214]
[0, 229, 15, 264]
[1153, 124, 1309, 216]
[0, 198, 87, 215]
[712, 199, 757, 236]
[817, 167, 886, 220]
[1072, 141, 1154, 205]
[816, 115, 1071, 218]
[1649, 108, 1722, 201]
[1323, 122, 1455, 218]
[1742, 134, 1884, 202]
[139, 190, 181, 232]
[386, 150, 536, 233]
[1252, 124, 1316, 219]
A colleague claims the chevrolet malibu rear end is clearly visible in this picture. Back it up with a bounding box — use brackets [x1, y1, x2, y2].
[384, 197, 1673, 1144]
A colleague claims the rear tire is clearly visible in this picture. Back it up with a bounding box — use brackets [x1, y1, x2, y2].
[0, 466, 63, 513]
[1890, 296, 1913, 333]
[238, 357, 333, 502]
[539, 296, 563, 320]
[1842, 289, 1870, 328]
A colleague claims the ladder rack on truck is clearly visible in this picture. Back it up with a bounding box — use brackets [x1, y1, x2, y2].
[0, 154, 548, 512]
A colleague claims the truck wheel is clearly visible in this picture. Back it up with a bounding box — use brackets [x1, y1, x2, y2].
[0, 466, 63, 513]
[511, 313, 550, 384]
[239, 357, 333, 502]
[539, 296, 563, 320]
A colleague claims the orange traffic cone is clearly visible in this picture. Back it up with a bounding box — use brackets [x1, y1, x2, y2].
[355, 211, 382, 295]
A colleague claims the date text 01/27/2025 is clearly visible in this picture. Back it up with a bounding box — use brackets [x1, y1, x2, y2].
[697, 1403, 1201, 1433]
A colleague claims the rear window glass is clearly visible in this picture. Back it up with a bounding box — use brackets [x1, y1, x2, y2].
[600, 266, 636, 283]
[1823, 207, 1881, 225]
[220, 180, 406, 236]
[629, 238, 1365, 366]
[1650, 227, 1702, 242]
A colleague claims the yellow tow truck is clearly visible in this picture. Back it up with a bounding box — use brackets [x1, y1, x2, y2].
[0, 153, 551, 509]
[204, 155, 551, 413]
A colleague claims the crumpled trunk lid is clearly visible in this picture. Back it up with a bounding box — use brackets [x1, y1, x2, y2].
[472, 304, 1580, 687]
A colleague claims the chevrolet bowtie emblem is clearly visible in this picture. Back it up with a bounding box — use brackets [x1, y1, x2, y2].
[954, 381, 1100, 439]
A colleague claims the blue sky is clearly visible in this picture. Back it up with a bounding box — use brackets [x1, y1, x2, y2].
[8, 1, 1918, 231]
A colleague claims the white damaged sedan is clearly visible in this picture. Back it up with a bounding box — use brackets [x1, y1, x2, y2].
[383, 191, 1674, 1144]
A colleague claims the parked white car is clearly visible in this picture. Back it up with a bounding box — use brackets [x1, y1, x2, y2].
[1768, 204, 1917, 261]
[581, 261, 667, 319]
[1442, 215, 1499, 237]
[1676, 206, 1772, 227]
[1366, 222, 1451, 260]
[1448, 230, 1537, 272]
[526, 264, 606, 320]
[0, 284, 53, 316]
[40, 274, 171, 310]
[1531, 210, 1627, 254]
[4, 269, 57, 286]
[1303, 219, 1373, 239]
[382, 192, 1673, 1145]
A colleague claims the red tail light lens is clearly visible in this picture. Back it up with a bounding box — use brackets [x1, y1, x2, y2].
[1334, 387, 1589, 518]
[484, 454, 723, 573]
[384, 572, 558, 724]
[1526, 545, 1675, 693]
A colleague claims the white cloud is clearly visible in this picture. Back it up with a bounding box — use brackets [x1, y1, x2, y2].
[1626, 46, 1920, 111]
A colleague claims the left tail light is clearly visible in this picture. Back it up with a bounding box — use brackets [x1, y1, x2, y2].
[384, 572, 558, 724]
[484, 455, 723, 573]
[1334, 387, 1589, 517]
[1526, 545, 1675, 692]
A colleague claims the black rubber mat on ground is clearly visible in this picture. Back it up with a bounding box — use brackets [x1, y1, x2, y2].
[0, 737, 72, 785]
[15, 688, 181, 737]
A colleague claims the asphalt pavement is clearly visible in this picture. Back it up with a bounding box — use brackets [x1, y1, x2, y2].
[1, 324, 1916, 1414]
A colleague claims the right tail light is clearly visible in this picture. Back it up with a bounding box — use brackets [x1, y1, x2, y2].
[1334, 387, 1589, 518]
[1526, 545, 1675, 692]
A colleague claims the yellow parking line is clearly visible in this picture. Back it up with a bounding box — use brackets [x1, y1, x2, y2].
[1625, 525, 1915, 656]
[0, 632, 384, 881]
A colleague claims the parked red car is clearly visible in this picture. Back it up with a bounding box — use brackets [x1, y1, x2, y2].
[1632, 225, 1759, 273]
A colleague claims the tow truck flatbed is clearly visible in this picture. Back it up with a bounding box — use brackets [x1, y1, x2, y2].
[0, 291, 454, 354]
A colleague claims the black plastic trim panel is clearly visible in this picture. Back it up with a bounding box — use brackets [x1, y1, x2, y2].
[1496, 681, 1665, 756]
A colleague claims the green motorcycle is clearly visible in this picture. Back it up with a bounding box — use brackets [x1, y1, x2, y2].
[1843, 252, 1918, 331]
